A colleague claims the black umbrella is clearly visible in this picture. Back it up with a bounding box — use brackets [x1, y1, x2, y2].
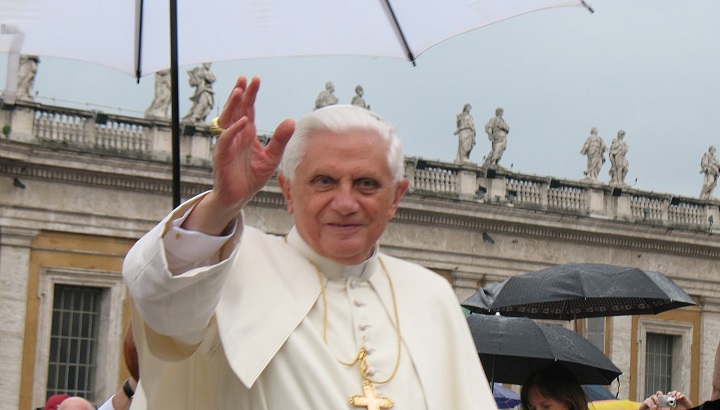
[583, 384, 617, 401]
[467, 314, 621, 386]
[463, 263, 696, 320]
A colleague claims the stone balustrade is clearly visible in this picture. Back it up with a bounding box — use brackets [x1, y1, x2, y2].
[3, 100, 719, 231]
[405, 157, 719, 230]
[3, 101, 214, 165]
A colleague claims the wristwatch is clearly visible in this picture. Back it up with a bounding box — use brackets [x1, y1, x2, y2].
[122, 378, 135, 399]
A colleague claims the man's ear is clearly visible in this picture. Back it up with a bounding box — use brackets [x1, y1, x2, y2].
[388, 178, 409, 218]
[278, 172, 294, 214]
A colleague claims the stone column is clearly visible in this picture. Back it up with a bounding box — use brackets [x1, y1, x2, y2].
[609, 194, 632, 220]
[146, 123, 173, 161]
[705, 205, 720, 233]
[8, 105, 36, 143]
[699, 301, 720, 402]
[0, 227, 39, 410]
[404, 158, 418, 192]
[586, 188, 608, 217]
[188, 134, 213, 164]
[457, 170, 478, 200]
[483, 176, 507, 204]
[608, 315, 632, 399]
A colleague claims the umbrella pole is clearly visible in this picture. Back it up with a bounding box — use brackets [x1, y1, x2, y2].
[169, 0, 181, 208]
[491, 356, 496, 392]
[135, 0, 144, 83]
[573, 311, 579, 333]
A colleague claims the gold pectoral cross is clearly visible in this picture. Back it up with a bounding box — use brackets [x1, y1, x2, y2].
[349, 380, 394, 410]
[348, 347, 394, 409]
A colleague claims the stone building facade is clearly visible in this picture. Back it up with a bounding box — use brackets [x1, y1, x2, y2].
[1, 100, 719, 410]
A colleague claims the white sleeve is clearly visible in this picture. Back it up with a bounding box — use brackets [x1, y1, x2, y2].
[97, 396, 116, 410]
[162, 204, 238, 275]
[123, 193, 244, 336]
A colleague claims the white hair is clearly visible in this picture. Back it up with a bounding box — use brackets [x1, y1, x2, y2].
[279, 105, 404, 183]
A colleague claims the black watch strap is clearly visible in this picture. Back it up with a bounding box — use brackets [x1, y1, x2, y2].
[122, 378, 135, 399]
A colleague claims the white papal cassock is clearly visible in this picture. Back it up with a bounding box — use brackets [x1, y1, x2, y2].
[124, 194, 497, 410]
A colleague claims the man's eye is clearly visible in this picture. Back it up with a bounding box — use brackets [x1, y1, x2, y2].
[356, 179, 379, 189]
[312, 176, 334, 186]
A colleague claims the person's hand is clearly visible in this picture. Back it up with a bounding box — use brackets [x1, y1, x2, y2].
[210, 76, 295, 210]
[110, 377, 137, 410]
[667, 390, 694, 410]
[638, 392, 654, 410]
[639, 391, 694, 410]
[183, 76, 295, 235]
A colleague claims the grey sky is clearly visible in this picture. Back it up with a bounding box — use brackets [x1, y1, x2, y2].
[2, 0, 718, 198]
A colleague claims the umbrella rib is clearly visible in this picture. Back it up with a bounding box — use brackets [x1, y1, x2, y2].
[135, 0, 144, 82]
[580, 0, 595, 13]
[380, 0, 417, 66]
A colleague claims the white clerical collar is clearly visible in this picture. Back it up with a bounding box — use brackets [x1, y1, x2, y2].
[285, 227, 378, 281]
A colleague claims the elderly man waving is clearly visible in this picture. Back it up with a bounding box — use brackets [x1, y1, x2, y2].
[123, 76, 497, 410]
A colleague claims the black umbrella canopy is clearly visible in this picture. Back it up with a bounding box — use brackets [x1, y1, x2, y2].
[467, 314, 622, 386]
[583, 384, 618, 401]
[463, 263, 697, 320]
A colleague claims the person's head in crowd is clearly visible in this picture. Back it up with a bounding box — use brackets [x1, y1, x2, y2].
[56, 396, 94, 410]
[520, 363, 588, 410]
[44, 394, 70, 410]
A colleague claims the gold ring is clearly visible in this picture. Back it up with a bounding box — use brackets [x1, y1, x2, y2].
[210, 117, 225, 136]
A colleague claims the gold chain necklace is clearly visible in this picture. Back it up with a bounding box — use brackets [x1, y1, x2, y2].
[312, 257, 402, 409]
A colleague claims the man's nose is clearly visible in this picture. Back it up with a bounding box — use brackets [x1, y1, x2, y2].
[331, 184, 359, 214]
